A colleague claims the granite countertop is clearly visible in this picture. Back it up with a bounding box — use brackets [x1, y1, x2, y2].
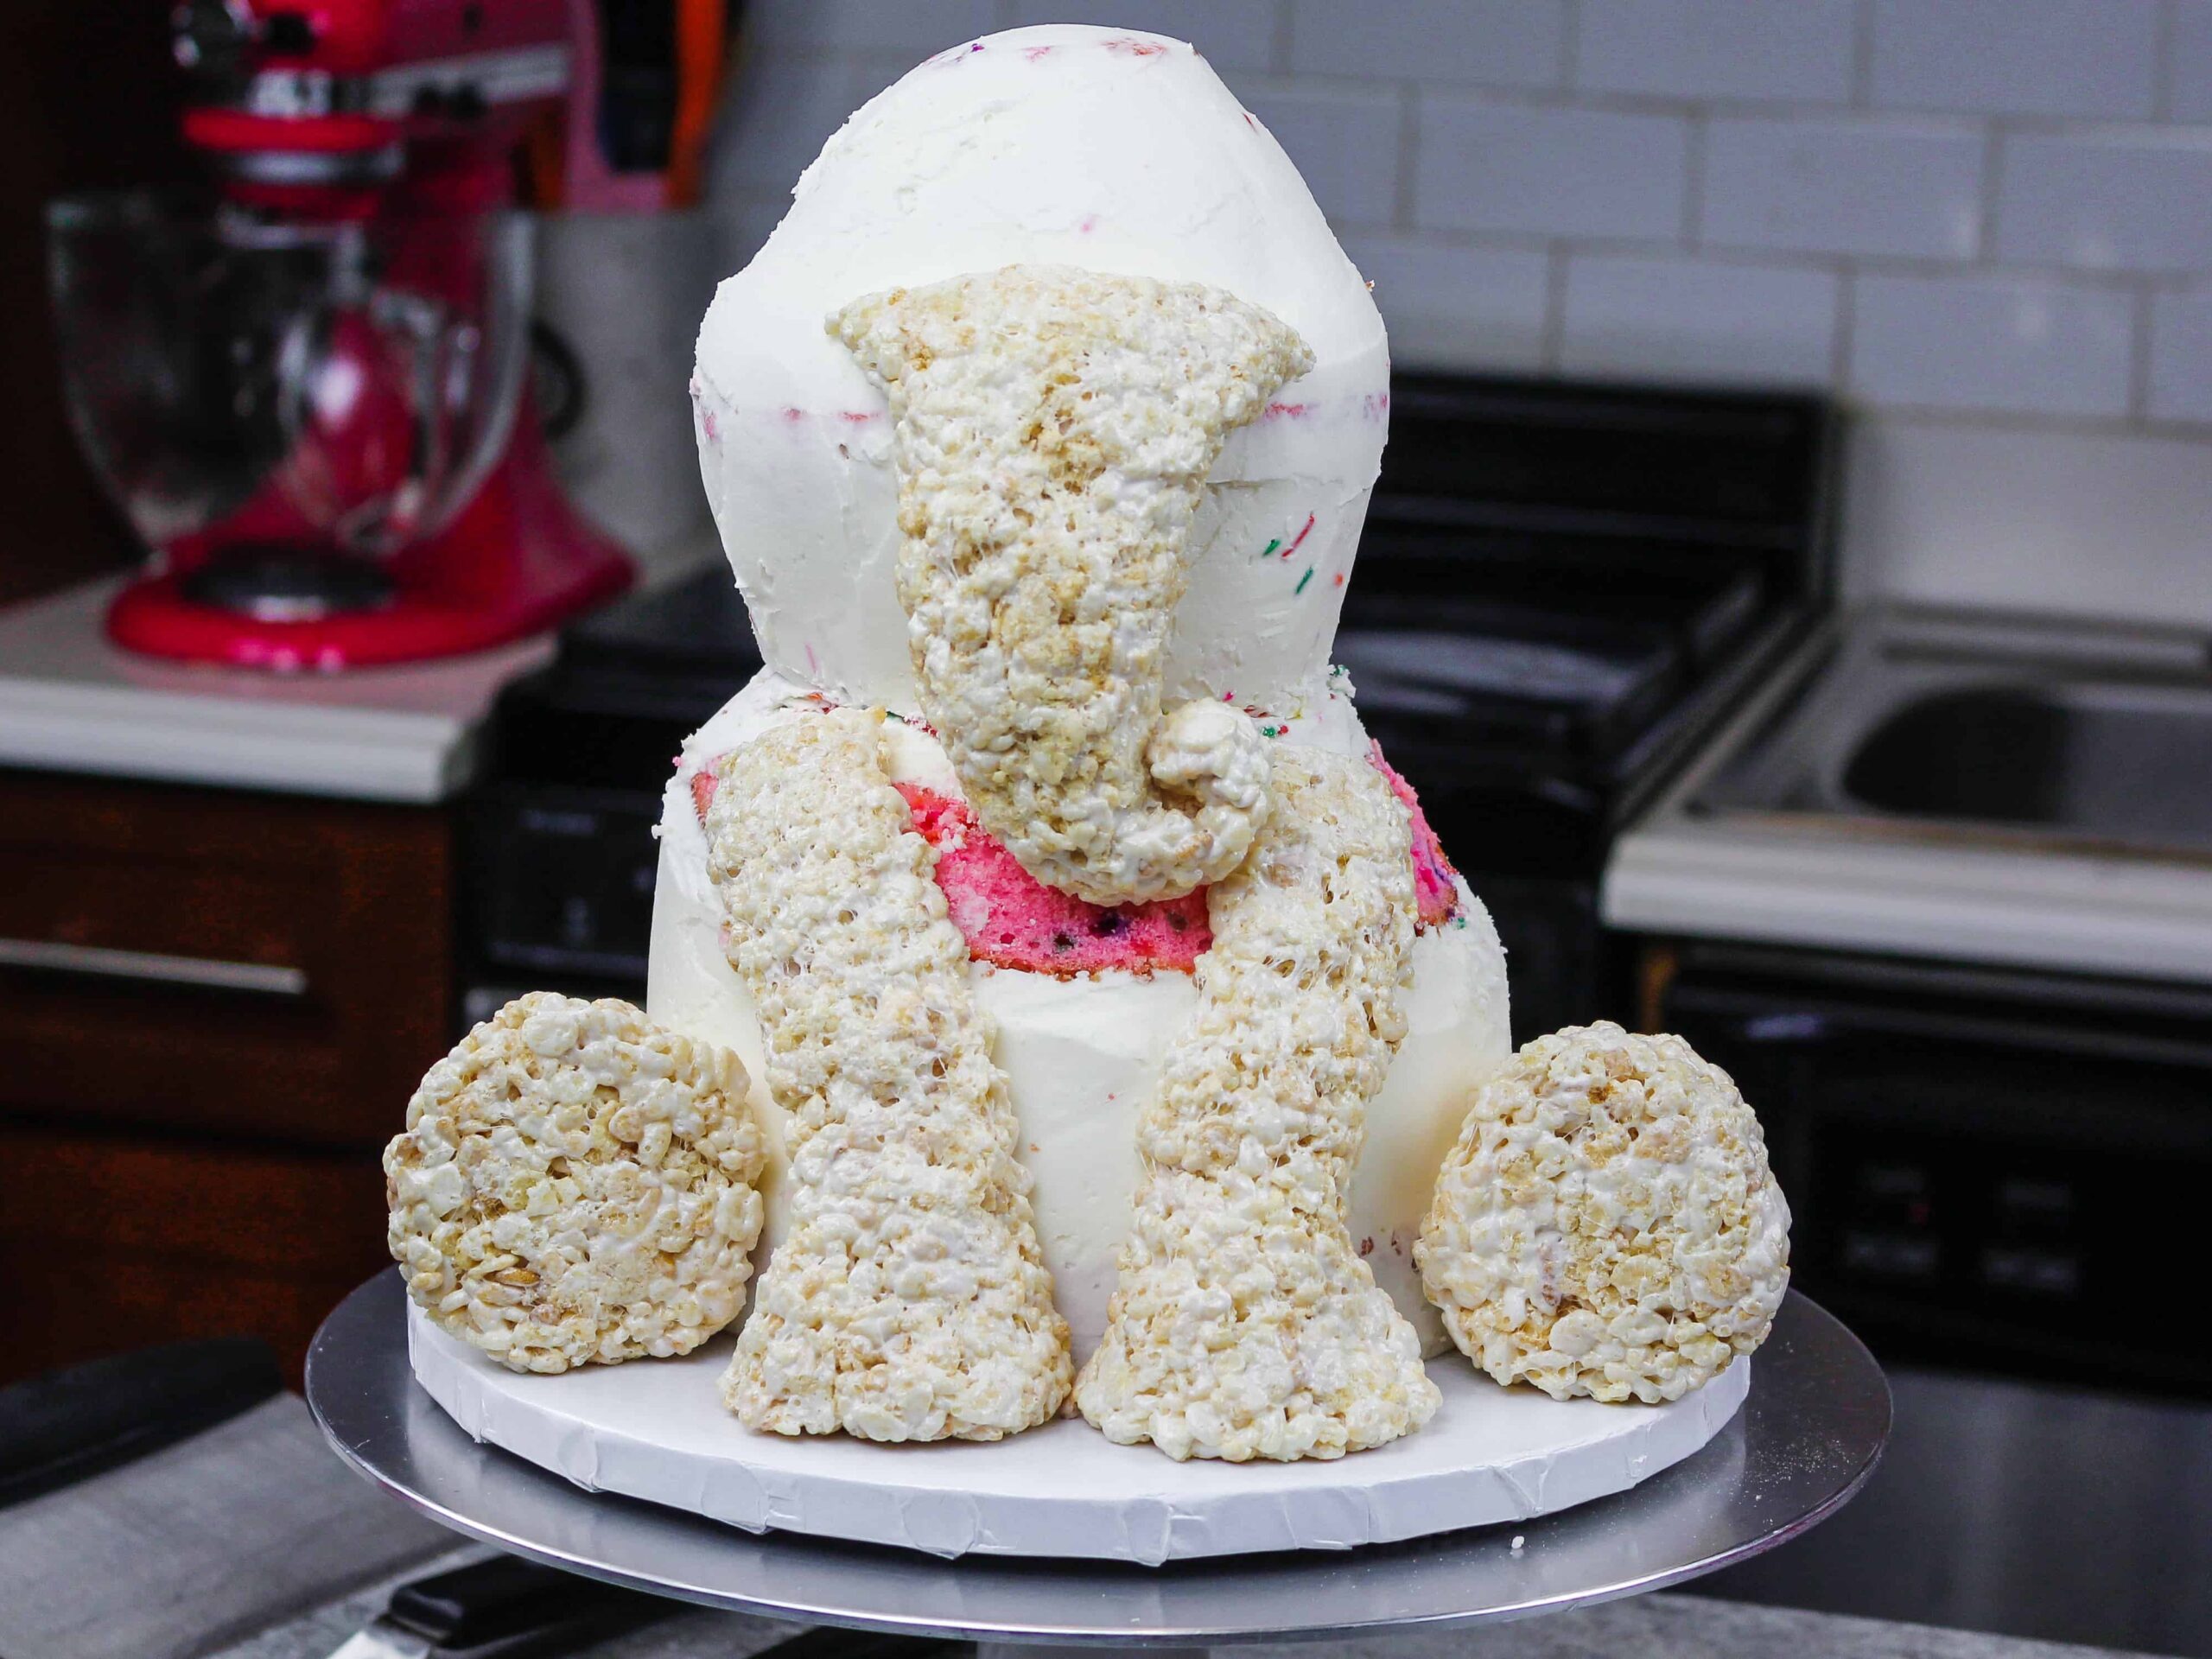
[0, 577, 553, 803]
[1, 1380, 2167, 1659]
[212, 1545, 2169, 1659]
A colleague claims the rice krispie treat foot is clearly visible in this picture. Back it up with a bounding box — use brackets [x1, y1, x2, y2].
[705, 709, 1073, 1442]
[1076, 749, 1440, 1460]
[1416, 1021, 1791, 1405]
[834, 264, 1313, 908]
[385, 992, 767, 1375]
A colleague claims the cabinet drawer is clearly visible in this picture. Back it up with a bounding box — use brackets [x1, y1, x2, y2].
[0, 1125, 391, 1387]
[0, 770, 452, 1147]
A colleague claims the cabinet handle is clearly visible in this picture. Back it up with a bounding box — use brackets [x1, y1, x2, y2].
[0, 938, 308, 998]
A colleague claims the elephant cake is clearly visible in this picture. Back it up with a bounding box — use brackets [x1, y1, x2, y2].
[650, 22, 1513, 1457]
[386, 22, 1788, 1470]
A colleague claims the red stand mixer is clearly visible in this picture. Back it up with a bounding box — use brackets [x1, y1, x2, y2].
[48, 1, 726, 669]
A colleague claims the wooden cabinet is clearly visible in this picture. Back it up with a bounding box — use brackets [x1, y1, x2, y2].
[0, 768, 454, 1385]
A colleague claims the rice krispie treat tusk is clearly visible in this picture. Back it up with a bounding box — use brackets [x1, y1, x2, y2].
[704, 708, 1073, 1441]
[833, 264, 1313, 909]
[1075, 749, 1440, 1460]
[1416, 1021, 1791, 1405]
[385, 992, 767, 1375]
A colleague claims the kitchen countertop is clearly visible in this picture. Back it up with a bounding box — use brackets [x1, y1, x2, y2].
[6, 1367, 2173, 1659]
[210, 1546, 2171, 1659]
[0, 577, 554, 803]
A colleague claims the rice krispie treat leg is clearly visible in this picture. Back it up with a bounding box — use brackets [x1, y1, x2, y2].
[1075, 749, 1441, 1460]
[833, 264, 1313, 908]
[1416, 1022, 1790, 1404]
[704, 709, 1073, 1440]
[385, 993, 766, 1374]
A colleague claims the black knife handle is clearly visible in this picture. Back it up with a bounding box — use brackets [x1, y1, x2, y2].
[756, 1629, 976, 1657]
[0, 1337, 281, 1510]
[385, 1555, 658, 1648]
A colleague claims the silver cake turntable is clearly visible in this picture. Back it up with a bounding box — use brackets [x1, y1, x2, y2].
[307, 1273, 1887, 1654]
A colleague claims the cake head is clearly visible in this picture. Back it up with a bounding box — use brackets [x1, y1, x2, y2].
[692, 24, 1389, 717]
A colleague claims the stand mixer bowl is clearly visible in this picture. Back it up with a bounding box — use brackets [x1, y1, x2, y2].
[48, 193, 532, 624]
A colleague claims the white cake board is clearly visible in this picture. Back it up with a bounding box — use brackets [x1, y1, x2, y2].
[407, 1306, 1749, 1566]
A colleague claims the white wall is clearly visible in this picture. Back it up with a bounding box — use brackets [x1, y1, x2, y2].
[702, 0, 2212, 626]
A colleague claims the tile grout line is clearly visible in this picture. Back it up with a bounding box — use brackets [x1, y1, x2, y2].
[1540, 242, 1572, 372]
[1681, 107, 1709, 250]
[1832, 264, 1858, 391]
[1975, 119, 2005, 270]
[1367, 226, 2164, 292]
[2130, 281, 2158, 423]
[1850, 0, 1875, 109]
[2155, 0, 2179, 123]
[1395, 81, 1421, 233]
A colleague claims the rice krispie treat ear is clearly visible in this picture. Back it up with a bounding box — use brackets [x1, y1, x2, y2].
[385, 993, 766, 1375]
[705, 709, 1073, 1442]
[1416, 1021, 1791, 1405]
[833, 264, 1312, 909]
[1075, 749, 1440, 1460]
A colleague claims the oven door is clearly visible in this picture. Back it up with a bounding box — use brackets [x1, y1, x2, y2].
[1647, 939, 2212, 1655]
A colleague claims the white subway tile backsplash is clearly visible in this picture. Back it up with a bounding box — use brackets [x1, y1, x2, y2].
[2174, 3, 2212, 124]
[1290, 0, 1566, 88]
[699, 0, 2212, 623]
[1700, 118, 1981, 259]
[1574, 0, 1854, 104]
[714, 195, 791, 272]
[1007, 0, 1281, 71]
[1241, 87, 1402, 229]
[1560, 255, 1836, 384]
[2148, 290, 2212, 423]
[1998, 132, 2212, 272]
[709, 55, 873, 194]
[1341, 237, 1551, 369]
[1850, 274, 2133, 416]
[1415, 100, 1687, 238]
[753, 0, 1000, 55]
[1869, 0, 2159, 120]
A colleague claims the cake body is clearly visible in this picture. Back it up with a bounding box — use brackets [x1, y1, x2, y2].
[648, 672, 1513, 1361]
[659, 22, 1516, 1410]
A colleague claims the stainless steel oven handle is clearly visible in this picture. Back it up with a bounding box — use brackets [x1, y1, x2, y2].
[0, 938, 308, 998]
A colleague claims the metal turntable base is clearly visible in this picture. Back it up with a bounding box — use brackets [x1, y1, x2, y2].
[308, 1274, 1888, 1652]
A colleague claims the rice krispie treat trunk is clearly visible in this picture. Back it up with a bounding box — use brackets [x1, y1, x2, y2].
[1075, 749, 1441, 1460]
[704, 709, 1073, 1441]
[385, 993, 766, 1375]
[833, 264, 1313, 907]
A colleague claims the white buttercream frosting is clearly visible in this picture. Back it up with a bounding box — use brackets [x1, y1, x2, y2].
[691, 24, 1389, 715]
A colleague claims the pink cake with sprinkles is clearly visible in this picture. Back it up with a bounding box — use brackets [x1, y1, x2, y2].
[895, 784, 1213, 975]
[1370, 741, 1461, 931]
[692, 732, 1458, 976]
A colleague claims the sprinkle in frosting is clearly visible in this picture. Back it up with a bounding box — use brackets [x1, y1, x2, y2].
[704, 709, 1072, 1440]
[832, 264, 1313, 907]
[1075, 748, 1440, 1459]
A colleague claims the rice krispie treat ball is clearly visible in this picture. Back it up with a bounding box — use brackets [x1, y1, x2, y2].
[1416, 1021, 1789, 1405]
[385, 993, 767, 1375]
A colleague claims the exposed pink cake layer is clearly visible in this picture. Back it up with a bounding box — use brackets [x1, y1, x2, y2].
[894, 784, 1212, 975]
[686, 734, 1456, 976]
[1370, 741, 1461, 930]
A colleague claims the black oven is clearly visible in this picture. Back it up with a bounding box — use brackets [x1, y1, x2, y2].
[1649, 938, 2212, 1394]
[1643, 937, 2212, 1657]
